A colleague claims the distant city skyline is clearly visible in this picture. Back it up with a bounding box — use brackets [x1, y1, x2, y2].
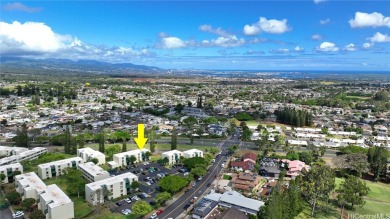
[1, 0, 390, 70]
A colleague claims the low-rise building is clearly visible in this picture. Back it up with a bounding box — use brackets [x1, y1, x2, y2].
[85, 172, 138, 205]
[38, 184, 74, 219]
[112, 149, 150, 167]
[77, 147, 106, 165]
[0, 146, 28, 157]
[78, 162, 110, 183]
[230, 152, 257, 171]
[15, 172, 47, 200]
[0, 162, 23, 183]
[203, 191, 264, 215]
[231, 173, 261, 191]
[0, 147, 47, 166]
[183, 149, 203, 158]
[38, 157, 84, 179]
[161, 150, 183, 165]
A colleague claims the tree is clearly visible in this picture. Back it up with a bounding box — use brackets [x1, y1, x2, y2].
[105, 144, 121, 160]
[175, 103, 184, 113]
[21, 198, 36, 212]
[333, 153, 369, 177]
[131, 181, 140, 191]
[145, 151, 152, 160]
[158, 175, 188, 194]
[190, 132, 194, 144]
[373, 90, 389, 101]
[63, 125, 71, 154]
[298, 151, 313, 164]
[148, 130, 159, 153]
[14, 123, 30, 148]
[77, 134, 85, 148]
[161, 157, 169, 166]
[286, 151, 299, 161]
[63, 168, 85, 198]
[132, 200, 152, 217]
[209, 147, 219, 156]
[6, 191, 21, 205]
[98, 129, 105, 153]
[191, 166, 207, 177]
[235, 112, 252, 121]
[0, 173, 6, 190]
[155, 192, 172, 205]
[183, 116, 197, 127]
[29, 209, 45, 219]
[171, 128, 177, 150]
[91, 158, 99, 165]
[337, 175, 369, 210]
[0, 119, 7, 126]
[183, 157, 207, 170]
[301, 164, 335, 217]
[129, 155, 137, 165]
[197, 95, 203, 108]
[338, 145, 368, 155]
[367, 146, 389, 181]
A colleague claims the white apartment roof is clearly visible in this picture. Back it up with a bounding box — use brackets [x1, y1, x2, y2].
[86, 172, 138, 191]
[0, 147, 47, 165]
[114, 148, 150, 157]
[162, 150, 183, 155]
[0, 162, 22, 171]
[41, 184, 72, 208]
[78, 162, 109, 177]
[0, 146, 28, 153]
[15, 172, 46, 192]
[38, 157, 83, 169]
[183, 149, 203, 154]
[78, 147, 105, 157]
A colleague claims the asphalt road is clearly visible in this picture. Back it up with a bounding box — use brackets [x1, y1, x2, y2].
[159, 133, 240, 219]
[0, 208, 13, 219]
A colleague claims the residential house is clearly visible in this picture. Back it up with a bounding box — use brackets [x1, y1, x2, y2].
[38, 184, 74, 219]
[85, 172, 138, 205]
[231, 173, 261, 191]
[0, 162, 23, 183]
[161, 150, 183, 165]
[78, 162, 110, 183]
[230, 152, 256, 171]
[77, 147, 106, 165]
[37, 157, 84, 179]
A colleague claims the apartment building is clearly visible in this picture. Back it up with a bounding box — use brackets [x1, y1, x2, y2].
[0, 146, 28, 156]
[112, 149, 150, 167]
[0, 162, 23, 183]
[78, 162, 110, 183]
[38, 157, 84, 180]
[161, 150, 183, 165]
[77, 147, 106, 165]
[183, 149, 204, 158]
[85, 172, 138, 205]
[0, 147, 47, 166]
[38, 184, 74, 219]
[15, 172, 47, 200]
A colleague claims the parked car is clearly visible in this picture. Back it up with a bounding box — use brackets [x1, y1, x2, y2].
[150, 213, 158, 219]
[12, 211, 24, 218]
[149, 201, 157, 205]
[156, 209, 163, 215]
[197, 177, 202, 181]
[121, 209, 132, 215]
[115, 202, 122, 206]
[124, 198, 131, 203]
[131, 196, 139, 201]
[184, 189, 190, 193]
[183, 204, 191, 209]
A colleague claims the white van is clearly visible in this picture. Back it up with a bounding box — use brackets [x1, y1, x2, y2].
[221, 163, 225, 168]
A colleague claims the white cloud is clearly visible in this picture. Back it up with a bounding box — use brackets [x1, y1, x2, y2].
[294, 46, 304, 52]
[243, 24, 261, 36]
[243, 17, 290, 35]
[199, 24, 230, 37]
[320, 18, 330, 25]
[349, 12, 390, 28]
[2, 2, 42, 13]
[362, 42, 374, 49]
[316, 42, 339, 52]
[314, 0, 327, 4]
[311, 34, 322, 41]
[160, 36, 187, 49]
[0, 21, 152, 62]
[209, 35, 245, 47]
[367, 32, 390, 42]
[344, 43, 357, 52]
[0, 21, 70, 54]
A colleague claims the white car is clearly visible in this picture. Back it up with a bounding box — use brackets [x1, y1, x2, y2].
[150, 213, 158, 219]
[12, 211, 24, 218]
[124, 198, 132, 203]
[146, 181, 152, 186]
[121, 209, 132, 215]
[221, 163, 225, 167]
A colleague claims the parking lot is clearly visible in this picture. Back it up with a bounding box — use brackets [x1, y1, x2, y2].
[112, 161, 187, 216]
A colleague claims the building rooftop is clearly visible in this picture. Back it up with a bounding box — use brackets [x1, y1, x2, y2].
[193, 198, 218, 217]
[78, 162, 109, 177]
[41, 184, 72, 208]
[86, 172, 137, 191]
[184, 148, 203, 153]
[38, 157, 83, 169]
[114, 148, 150, 157]
[0, 162, 23, 171]
[77, 147, 105, 156]
[15, 172, 46, 192]
[162, 150, 183, 155]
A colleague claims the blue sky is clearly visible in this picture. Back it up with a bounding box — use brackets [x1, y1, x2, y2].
[1, 1, 390, 70]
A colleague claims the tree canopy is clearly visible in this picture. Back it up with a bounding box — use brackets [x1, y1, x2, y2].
[158, 175, 188, 194]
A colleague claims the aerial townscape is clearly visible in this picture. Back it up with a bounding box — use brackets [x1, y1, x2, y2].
[0, 1, 390, 219]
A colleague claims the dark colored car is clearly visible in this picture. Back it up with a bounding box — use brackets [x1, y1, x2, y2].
[149, 201, 157, 205]
[115, 202, 122, 206]
[184, 189, 190, 193]
[183, 204, 191, 209]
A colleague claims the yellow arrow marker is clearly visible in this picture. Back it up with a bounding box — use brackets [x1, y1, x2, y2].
[134, 124, 148, 150]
